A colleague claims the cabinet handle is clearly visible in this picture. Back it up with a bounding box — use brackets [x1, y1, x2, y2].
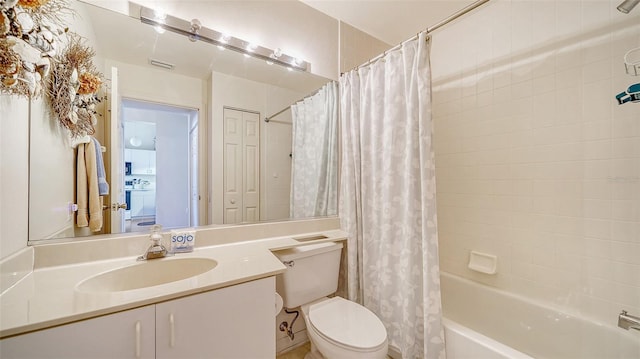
[135, 321, 141, 358]
[169, 313, 175, 348]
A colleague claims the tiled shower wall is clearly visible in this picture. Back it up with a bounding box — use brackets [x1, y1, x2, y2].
[431, 0, 640, 327]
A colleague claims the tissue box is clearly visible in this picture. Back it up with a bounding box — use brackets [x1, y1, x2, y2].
[170, 230, 196, 253]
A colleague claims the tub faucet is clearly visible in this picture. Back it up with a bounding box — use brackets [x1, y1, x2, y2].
[618, 310, 640, 331]
[137, 224, 169, 261]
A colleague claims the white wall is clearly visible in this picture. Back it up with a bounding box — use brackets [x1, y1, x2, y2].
[432, 0, 640, 327]
[0, 96, 30, 259]
[28, 98, 75, 241]
[106, 60, 205, 110]
[339, 21, 391, 73]
[263, 116, 293, 221]
[209, 71, 306, 224]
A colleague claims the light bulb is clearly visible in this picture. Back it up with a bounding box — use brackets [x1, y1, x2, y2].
[266, 54, 277, 65]
[153, 8, 166, 21]
[129, 137, 142, 147]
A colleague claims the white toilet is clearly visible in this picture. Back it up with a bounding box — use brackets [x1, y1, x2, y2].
[274, 242, 388, 359]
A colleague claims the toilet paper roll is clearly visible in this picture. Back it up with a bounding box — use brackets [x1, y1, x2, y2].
[275, 292, 284, 315]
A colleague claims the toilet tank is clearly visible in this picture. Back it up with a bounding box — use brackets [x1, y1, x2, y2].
[273, 242, 343, 308]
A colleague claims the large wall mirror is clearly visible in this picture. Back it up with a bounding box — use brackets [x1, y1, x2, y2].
[28, 0, 338, 243]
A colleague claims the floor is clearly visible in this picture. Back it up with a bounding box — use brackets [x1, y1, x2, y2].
[276, 343, 393, 359]
[125, 216, 156, 232]
[276, 342, 310, 359]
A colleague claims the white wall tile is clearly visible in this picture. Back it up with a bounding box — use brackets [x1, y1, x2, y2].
[432, 0, 640, 324]
[612, 242, 640, 264]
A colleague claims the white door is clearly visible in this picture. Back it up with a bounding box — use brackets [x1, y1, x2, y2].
[223, 108, 260, 224]
[243, 111, 260, 222]
[109, 66, 126, 233]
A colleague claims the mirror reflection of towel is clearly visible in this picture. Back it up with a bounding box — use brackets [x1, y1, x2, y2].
[77, 138, 103, 232]
[92, 137, 109, 196]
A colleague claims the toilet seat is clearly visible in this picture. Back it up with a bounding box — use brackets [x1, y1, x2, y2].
[307, 297, 387, 351]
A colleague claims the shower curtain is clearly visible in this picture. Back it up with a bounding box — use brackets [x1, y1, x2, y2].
[339, 33, 445, 359]
[290, 81, 338, 218]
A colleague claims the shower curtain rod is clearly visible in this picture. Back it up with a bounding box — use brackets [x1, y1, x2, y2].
[264, 82, 334, 122]
[264, 106, 292, 123]
[344, 0, 491, 74]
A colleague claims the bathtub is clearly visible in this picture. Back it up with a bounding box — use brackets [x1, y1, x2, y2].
[440, 273, 640, 359]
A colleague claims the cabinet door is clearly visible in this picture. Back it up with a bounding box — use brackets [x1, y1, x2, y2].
[130, 191, 144, 217]
[0, 305, 155, 359]
[142, 191, 156, 216]
[156, 277, 275, 358]
[131, 149, 154, 174]
[131, 149, 145, 174]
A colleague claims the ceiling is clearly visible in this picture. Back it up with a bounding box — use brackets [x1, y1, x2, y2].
[301, 0, 475, 45]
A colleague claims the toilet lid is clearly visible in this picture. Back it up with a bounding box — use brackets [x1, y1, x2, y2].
[308, 297, 387, 350]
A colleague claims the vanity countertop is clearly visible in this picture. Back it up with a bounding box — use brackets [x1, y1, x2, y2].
[0, 230, 347, 339]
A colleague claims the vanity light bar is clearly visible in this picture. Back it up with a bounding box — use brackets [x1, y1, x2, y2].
[139, 6, 309, 72]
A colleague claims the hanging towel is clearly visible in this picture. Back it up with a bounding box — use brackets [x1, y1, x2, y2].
[77, 139, 103, 232]
[92, 137, 109, 195]
[69, 135, 91, 149]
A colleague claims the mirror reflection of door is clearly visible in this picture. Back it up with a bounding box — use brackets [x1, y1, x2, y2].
[121, 99, 198, 232]
[223, 108, 260, 224]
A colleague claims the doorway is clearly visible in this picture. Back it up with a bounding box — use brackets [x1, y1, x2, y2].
[121, 99, 199, 232]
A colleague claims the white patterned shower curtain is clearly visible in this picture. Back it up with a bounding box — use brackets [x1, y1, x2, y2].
[290, 81, 338, 218]
[339, 33, 445, 359]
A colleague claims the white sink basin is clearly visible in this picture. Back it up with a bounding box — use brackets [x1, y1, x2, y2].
[76, 258, 218, 293]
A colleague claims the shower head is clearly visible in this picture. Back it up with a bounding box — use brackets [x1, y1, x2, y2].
[617, 0, 640, 13]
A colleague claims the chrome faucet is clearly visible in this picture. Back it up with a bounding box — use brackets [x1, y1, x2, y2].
[137, 224, 170, 261]
[618, 310, 640, 331]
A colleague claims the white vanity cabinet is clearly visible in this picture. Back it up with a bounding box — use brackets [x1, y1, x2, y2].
[129, 190, 156, 218]
[0, 277, 275, 359]
[130, 190, 144, 217]
[156, 276, 275, 358]
[131, 149, 156, 175]
[0, 305, 156, 359]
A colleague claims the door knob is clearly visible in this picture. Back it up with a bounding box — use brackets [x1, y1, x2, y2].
[112, 203, 127, 211]
[230, 199, 236, 204]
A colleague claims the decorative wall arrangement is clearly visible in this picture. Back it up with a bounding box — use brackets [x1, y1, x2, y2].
[48, 34, 102, 137]
[1, 0, 103, 138]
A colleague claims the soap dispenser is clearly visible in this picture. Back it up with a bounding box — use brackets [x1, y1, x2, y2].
[138, 224, 170, 260]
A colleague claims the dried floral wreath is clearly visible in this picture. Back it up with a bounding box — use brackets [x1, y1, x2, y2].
[0, 0, 69, 97]
[48, 33, 103, 137]
[1, 0, 104, 138]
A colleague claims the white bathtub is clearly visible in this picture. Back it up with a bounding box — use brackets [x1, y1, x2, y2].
[441, 273, 640, 359]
